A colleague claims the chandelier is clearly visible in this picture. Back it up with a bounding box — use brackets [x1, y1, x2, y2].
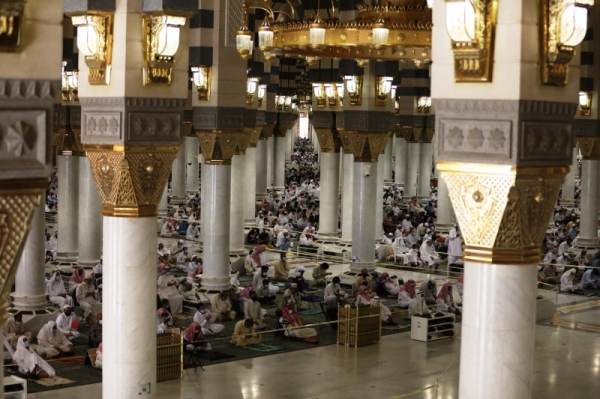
[236, 0, 433, 65]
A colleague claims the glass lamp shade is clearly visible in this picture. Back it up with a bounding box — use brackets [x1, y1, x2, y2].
[309, 15, 326, 49]
[76, 25, 99, 57]
[391, 85, 397, 101]
[192, 67, 208, 87]
[278, 96, 286, 106]
[336, 83, 344, 98]
[560, 4, 588, 47]
[247, 78, 259, 95]
[157, 26, 180, 57]
[372, 17, 389, 48]
[325, 84, 335, 98]
[285, 96, 292, 106]
[236, 27, 252, 54]
[264, 51, 276, 61]
[67, 71, 78, 90]
[344, 76, 357, 94]
[257, 85, 266, 100]
[313, 83, 324, 99]
[258, 19, 274, 50]
[446, 0, 476, 42]
[378, 77, 393, 95]
[579, 91, 590, 107]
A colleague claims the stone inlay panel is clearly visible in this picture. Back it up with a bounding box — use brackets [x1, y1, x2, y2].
[439, 119, 512, 160]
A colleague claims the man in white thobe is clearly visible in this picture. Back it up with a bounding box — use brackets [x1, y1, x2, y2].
[447, 225, 463, 265]
[420, 236, 441, 270]
[56, 305, 81, 339]
[76, 276, 102, 323]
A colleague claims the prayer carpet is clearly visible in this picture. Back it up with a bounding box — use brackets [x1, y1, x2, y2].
[31, 376, 75, 387]
[244, 343, 284, 352]
[298, 309, 322, 315]
[197, 351, 235, 361]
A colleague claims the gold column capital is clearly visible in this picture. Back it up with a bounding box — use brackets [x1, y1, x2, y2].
[402, 126, 421, 143]
[260, 123, 276, 139]
[84, 145, 178, 217]
[314, 127, 341, 153]
[577, 137, 600, 160]
[439, 162, 567, 264]
[419, 128, 435, 143]
[338, 130, 391, 162]
[183, 121, 194, 137]
[55, 125, 85, 156]
[246, 127, 262, 148]
[196, 130, 243, 165]
[235, 129, 253, 155]
[0, 179, 46, 323]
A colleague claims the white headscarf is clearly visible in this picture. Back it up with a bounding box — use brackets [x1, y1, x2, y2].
[12, 336, 55, 376]
[46, 271, 66, 294]
[37, 321, 64, 346]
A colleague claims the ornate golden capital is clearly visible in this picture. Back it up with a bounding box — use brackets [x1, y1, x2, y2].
[85, 145, 178, 217]
[196, 131, 242, 165]
[402, 126, 421, 143]
[246, 127, 262, 148]
[276, 120, 296, 137]
[439, 163, 567, 264]
[314, 128, 341, 153]
[55, 126, 85, 156]
[0, 179, 46, 323]
[260, 123, 276, 139]
[419, 128, 435, 144]
[578, 137, 600, 160]
[235, 129, 253, 155]
[338, 131, 390, 162]
[183, 121, 194, 137]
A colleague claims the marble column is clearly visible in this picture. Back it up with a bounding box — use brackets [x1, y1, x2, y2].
[186, 136, 200, 193]
[341, 152, 354, 243]
[405, 142, 420, 198]
[245, 146, 258, 224]
[561, 145, 579, 207]
[266, 136, 274, 189]
[273, 134, 286, 189]
[319, 152, 340, 236]
[352, 162, 377, 272]
[435, 178, 454, 233]
[460, 262, 538, 398]
[230, 154, 246, 254]
[394, 137, 406, 187]
[158, 183, 169, 217]
[171, 138, 186, 201]
[285, 126, 293, 162]
[78, 157, 102, 267]
[12, 203, 47, 311]
[375, 160, 384, 237]
[103, 216, 157, 397]
[578, 159, 599, 248]
[56, 154, 79, 263]
[418, 142, 432, 200]
[202, 164, 232, 291]
[256, 138, 268, 199]
[382, 138, 393, 182]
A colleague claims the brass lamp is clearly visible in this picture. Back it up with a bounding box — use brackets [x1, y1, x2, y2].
[236, 23, 253, 60]
[445, 0, 497, 82]
[309, 13, 326, 50]
[344, 75, 363, 106]
[417, 96, 432, 114]
[336, 83, 345, 107]
[276, 95, 284, 111]
[66, 69, 79, 101]
[191, 66, 211, 101]
[325, 84, 337, 107]
[142, 14, 189, 85]
[313, 83, 326, 107]
[375, 76, 394, 106]
[70, 13, 114, 85]
[372, 15, 390, 50]
[257, 85, 266, 107]
[246, 77, 259, 104]
[579, 91, 592, 116]
[0, 0, 25, 52]
[284, 96, 293, 111]
[540, 0, 594, 86]
[258, 17, 274, 51]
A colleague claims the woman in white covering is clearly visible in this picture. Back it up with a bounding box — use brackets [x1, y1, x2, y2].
[157, 266, 183, 314]
[47, 271, 74, 309]
[12, 336, 55, 379]
[560, 268, 582, 293]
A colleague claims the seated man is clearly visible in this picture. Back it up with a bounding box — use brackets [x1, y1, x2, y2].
[186, 222, 200, 241]
[193, 303, 225, 335]
[408, 290, 432, 317]
[176, 247, 192, 271]
[210, 291, 236, 321]
[355, 268, 372, 292]
[183, 322, 211, 352]
[76, 276, 102, 324]
[35, 321, 74, 358]
[256, 279, 277, 305]
[420, 236, 442, 270]
[253, 266, 279, 295]
[244, 292, 267, 330]
[168, 239, 185, 264]
[273, 252, 290, 281]
[4, 313, 32, 349]
[276, 230, 292, 251]
[379, 272, 400, 296]
[56, 305, 80, 339]
[420, 280, 438, 305]
[160, 222, 176, 238]
[244, 249, 256, 276]
[157, 266, 184, 314]
[231, 318, 262, 347]
[47, 272, 74, 309]
[581, 268, 600, 289]
[89, 313, 103, 348]
[312, 262, 332, 287]
[156, 307, 174, 334]
[280, 305, 318, 342]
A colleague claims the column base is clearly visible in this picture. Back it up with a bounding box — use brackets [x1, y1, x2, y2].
[200, 276, 232, 292]
[229, 249, 247, 256]
[271, 186, 284, 191]
[244, 219, 257, 226]
[77, 259, 100, 267]
[560, 199, 575, 208]
[577, 238, 599, 249]
[55, 252, 78, 263]
[8, 307, 60, 337]
[170, 195, 187, 204]
[158, 210, 169, 217]
[436, 223, 454, 234]
[186, 190, 199, 195]
[256, 193, 267, 201]
[317, 232, 339, 240]
[417, 196, 430, 203]
[349, 261, 375, 274]
[10, 293, 48, 312]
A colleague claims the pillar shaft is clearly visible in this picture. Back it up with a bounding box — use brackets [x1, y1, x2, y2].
[57, 155, 79, 262]
[561, 146, 578, 206]
[256, 139, 268, 198]
[436, 177, 454, 233]
[103, 216, 157, 397]
[418, 142, 432, 199]
[77, 157, 102, 267]
[338, 154, 353, 246]
[285, 128, 293, 161]
[13, 203, 47, 310]
[319, 152, 340, 236]
[266, 136, 274, 189]
[274, 135, 286, 189]
[158, 183, 169, 217]
[394, 138, 406, 186]
[186, 136, 200, 193]
[375, 160, 384, 237]
[245, 147, 258, 224]
[382, 138, 393, 181]
[352, 162, 377, 271]
[171, 139, 186, 200]
[406, 142, 420, 198]
[578, 159, 599, 247]
[202, 164, 232, 291]
[230, 155, 246, 253]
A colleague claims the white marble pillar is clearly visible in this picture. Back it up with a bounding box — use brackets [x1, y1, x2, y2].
[56, 155, 79, 262]
[578, 159, 599, 248]
[382, 138, 393, 182]
[341, 152, 354, 243]
[436, 178, 454, 233]
[405, 142, 420, 198]
[202, 164, 232, 291]
[12, 203, 47, 310]
[245, 146, 258, 224]
[319, 152, 340, 236]
[561, 145, 578, 206]
[352, 161, 377, 272]
[285, 127, 293, 162]
[230, 154, 246, 254]
[256, 139, 268, 199]
[78, 157, 103, 267]
[460, 262, 537, 399]
[158, 183, 169, 217]
[103, 216, 156, 398]
[394, 138, 406, 186]
[419, 142, 432, 200]
[267, 136, 274, 188]
[375, 160, 384, 238]
[171, 138, 186, 201]
[200, 157, 207, 243]
[185, 136, 200, 193]
[273, 135, 286, 189]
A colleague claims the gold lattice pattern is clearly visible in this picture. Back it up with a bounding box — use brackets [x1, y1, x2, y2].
[314, 128, 341, 153]
[340, 131, 390, 162]
[578, 137, 600, 160]
[196, 131, 242, 165]
[0, 192, 43, 323]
